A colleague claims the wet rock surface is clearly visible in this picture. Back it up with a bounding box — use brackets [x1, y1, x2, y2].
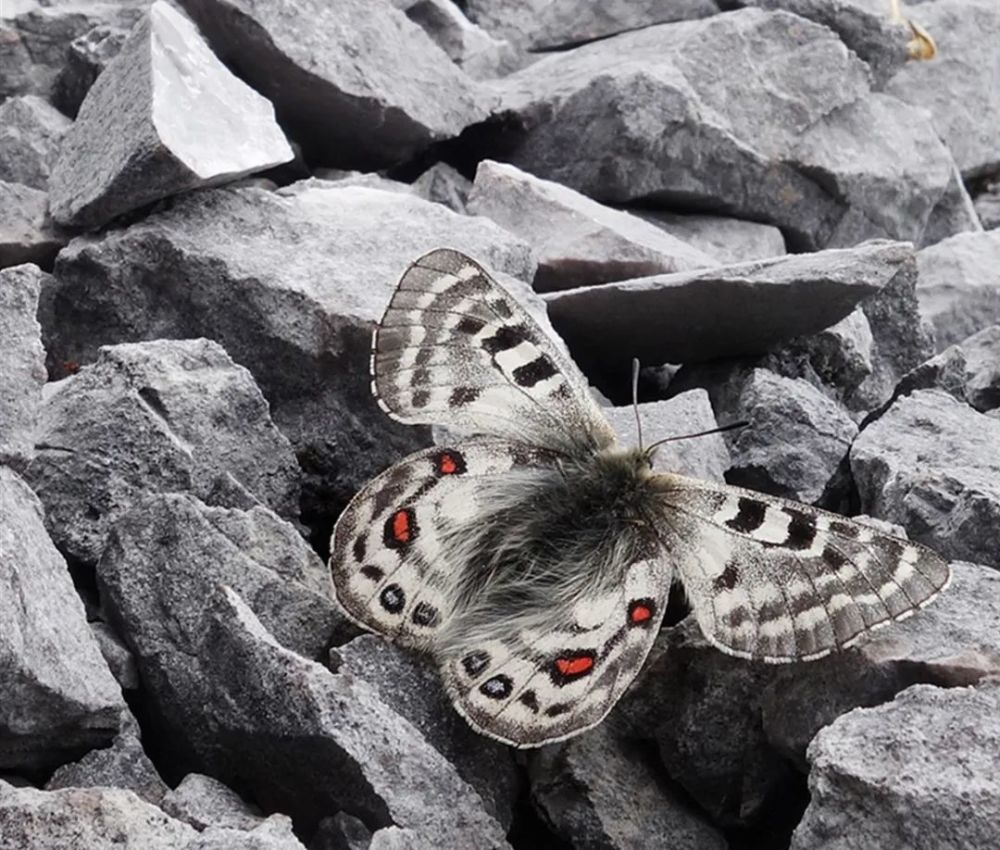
[2, 1, 999, 847]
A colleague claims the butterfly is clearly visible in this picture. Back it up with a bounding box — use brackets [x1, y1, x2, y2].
[329, 248, 951, 748]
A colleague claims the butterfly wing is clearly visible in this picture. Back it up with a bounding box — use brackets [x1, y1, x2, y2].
[330, 438, 560, 650]
[436, 555, 672, 748]
[372, 248, 615, 453]
[657, 475, 951, 662]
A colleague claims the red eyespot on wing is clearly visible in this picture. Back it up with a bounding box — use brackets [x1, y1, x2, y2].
[550, 650, 597, 685]
[392, 510, 410, 542]
[383, 508, 418, 549]
[433, 449, 466, 476]
[628, 599, 655, 626]
[439, 454, 457, 474]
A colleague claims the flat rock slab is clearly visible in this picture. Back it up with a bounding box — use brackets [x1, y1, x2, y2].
[0, 179, 66, 269]
[851, 389, 1000, 569]
[497, 9, 952, 249]
[43, 182, 536, 516]
[792, 683, 1000, 850]
[26, 338, 301, 565]
[48, 1, 293, 228]
[0, 263, 47, 465]
[0, 467, 124, 777]
[161, 773, 265, 831]
[916, 229, 1000, 351]
[635, 210, 786, 265]
[885, 0, 1000, 180]
[530, 725, 727, 850]
[544, 240, 911, 382]
[468, 159, 715, 291]
[0, 95, 70, 190]
[178, 0, 488, 167]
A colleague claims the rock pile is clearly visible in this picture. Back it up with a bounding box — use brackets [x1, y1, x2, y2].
[1, 1, 998, 848]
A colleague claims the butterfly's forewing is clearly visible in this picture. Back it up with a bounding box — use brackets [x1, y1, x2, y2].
[436, 556, 672, 748]
[330, 439, 560, 651]
[657, 475, 951, 661]
[372, 248, 615, 453]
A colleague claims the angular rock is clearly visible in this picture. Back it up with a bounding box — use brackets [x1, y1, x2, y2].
[178, 0, 488, 167]
[53, 23, 134, 118]
[0, 1, 147, 102]
[886, 0, 1000, 179]
[619, 559, 1000, 826]
[545, 240, 910, 387]
[529, 725, 727, 850]
[498, 10, 952, 249]
[601, 389, 731, 482]
[0, 263, 47, 466]
[918, 160, 983, 248]
[529, 0, 719, 50]
[0, 467, 124, 777]
[26, 338, 301, 565]
[636, 210, 786, 264]
[117, 580, 509, 846]
[42, 183, 535, 517]
[162, 774, 265, 831]
[851, 389, 1000, 568]
[717, 369, 857, 504]
[48, 2, 293, 228]
[410, 161, 472, 212]
[46, 712, 170, 806]
[782, 309, 875, 402]
[792, 683, 1000, 850]
[890, 325, 1000, 414]
[0, 95, 71, 190]
[974, 180, 1000, 231]
[463, 0, 555, 45]
[90, 621, 140, 690]
[468, 159, 714, 291]
[335, 636, 519, 829]
[732, 0, 910, 88]
[916, 229, 1000, 351]
[0, 180, 66, 269]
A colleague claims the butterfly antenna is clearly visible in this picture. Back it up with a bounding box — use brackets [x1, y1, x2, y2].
[644, 420, 749, 453]
[631, 357, 643, 451]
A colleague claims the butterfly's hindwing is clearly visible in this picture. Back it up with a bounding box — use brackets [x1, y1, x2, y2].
[372, 248, 615, 452]
[437, 556, 672, 748]
[659, 476, 952, 662]
[330, 439, 560, 650]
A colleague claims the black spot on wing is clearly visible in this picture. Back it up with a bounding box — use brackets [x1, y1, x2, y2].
[411, 389, 430, 408]
[456, 316, 485, 335]
[462, 651, 490, 677]
[823, 544, 848, 570]
[726, 498, 767, 533]
[352, 535, 366, 562]
[379, 584, 405, 614]
[360, 565, 383, 582]
[449, 386, 480, 407]
[783, 507, 817, 550]
[713, 562, 740, 591]
[512, 355, 558, 388]
[480, 674, 513, 700]
[411, 602, 439, 627]
[830, 520, 861, 539]
[481, 323, 528, 355]
[519, 690, 539, 713]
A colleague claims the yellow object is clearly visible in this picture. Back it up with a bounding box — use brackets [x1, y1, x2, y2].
[888, 0, 937, 60]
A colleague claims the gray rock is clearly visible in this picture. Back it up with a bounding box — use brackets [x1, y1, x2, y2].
[544, 240, 910, 384]
[721, 369, 858, 504]
[53, 23, 132, 118]
[191, 817, 308, 850]
[602, 389, 731, 482]
[528, 0, 720, 50]
[635, 210, 786, 265]
[620, 559, 1000, 825]
[42, 182, 535, 515]
[90, 621, 140, 690]
[162, 774, 265, 831]
[0, 95, 71, 190]
[786, 309, 875, 402]
[48, 2, 294, 229]
[916, 229, 1000, 351]
[177, 0, 488, 167]
[312, 812, 373, 850]
[26, 338, 301, 565]
[98, 492, 346, 674]
[890, 326, 1000, 414]
[335, 636, 520, 829]
[974, 180, 1000, 231]
[0, 180, 66, 270]
[395, 0, 520, 80]
[463, 0, 554, 45]
[46, 712, 170, 806]
[498, 10, 952, 249]
[732, 0, 910, 87]
[851, 389, 1000, 568]
[0, 1, 147, 103]
[468, 159, 714, 292]
[410, 162, 472, 213]
[918, 160, 984, 248]
[0, 263, 47, 466]
[885, 0, 1000, 179]
[791, 683, 1000, 850]
[529, 725, 727, 850]
[0, 467, 124, 777]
